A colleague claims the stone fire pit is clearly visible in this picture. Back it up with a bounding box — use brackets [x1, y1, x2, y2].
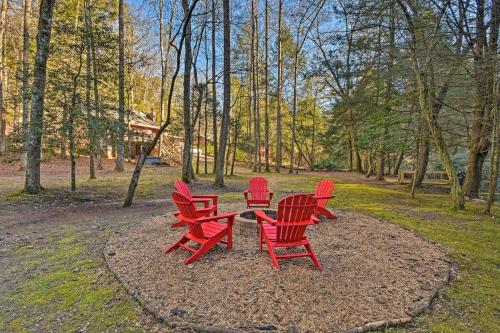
[235, 209, 277, 237]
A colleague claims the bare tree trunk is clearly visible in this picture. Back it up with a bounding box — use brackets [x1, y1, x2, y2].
[85, 0, 96, 179]
[61, 109, 67, 159]
[69, 43, 84, 192]
[231, 109, 239, 175]
[311, 89, 317, 169]
[365, 152, 373, 178]
[0, 0, 8, 153]
[485, 91, 499, 214]
[247, 62, 252, 169]
[115, 0, 125, 171]
[87, 1, 102, 169]
[21, 0, 31, 169]
[211, 0, 217, 173]
[204, 21, 209, 174]
[196, 108, 201, 174]
[251, 0, 261, 172]
[225, 125, 230, 175]
[158, 0, 165, 157]
[24, 0, 57, 194]
[214, 0, 230, 187]
[375, 157, 384, 180]
[181, 0, 193, 182]
[289, 50, 298, 173]
[485, 48, 499, 213]
[204, 94, 208, 173]
[255, 0, 261, 172]
[275, 0, 282, 172]
[263, 0, 270, 172]
[392, 147, 405, 177]
[412, 119, 431, 187]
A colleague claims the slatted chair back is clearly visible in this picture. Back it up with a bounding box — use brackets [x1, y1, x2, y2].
[171, 191, 205, 239]
[314, 179, 335, 209]
[249, 177, 268, 200]
[276, 194, 317, 243]
[174, 180, 193, 200]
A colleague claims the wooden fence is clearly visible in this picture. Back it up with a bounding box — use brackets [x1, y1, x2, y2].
[397, 170, 450, 184]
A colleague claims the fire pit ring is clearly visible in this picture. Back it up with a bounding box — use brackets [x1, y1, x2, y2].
[235, 209, 277, 237]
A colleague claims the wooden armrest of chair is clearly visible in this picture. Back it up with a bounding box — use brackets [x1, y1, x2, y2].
[192, 197, 211, 203]
[313, 195, 336, 200]
[197, 212, 237, 224]
[192, 197, 212, 209]
[192, 194, 219, 199]
[255, 210, 276, 225]
[196, 205, 216, 215]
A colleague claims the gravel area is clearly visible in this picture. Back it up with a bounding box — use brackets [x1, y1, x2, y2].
[105, 203, 452, 332]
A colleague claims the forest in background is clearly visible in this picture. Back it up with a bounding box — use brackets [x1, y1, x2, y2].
[0, 0, 498, 211]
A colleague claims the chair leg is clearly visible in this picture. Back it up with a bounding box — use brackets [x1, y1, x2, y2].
[171, 220, 185, 228]
[258, 224, 263, 252]
[262, 233, 280, 269]
[227, 223, 233, 250]
[184, 230, 227, 265]
[165, 236, 189, 254]
[304, 243, 321, 270]
[317, 207, 337, 219]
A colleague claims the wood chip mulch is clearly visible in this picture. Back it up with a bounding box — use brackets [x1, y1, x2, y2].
[104, 203, 452, 333]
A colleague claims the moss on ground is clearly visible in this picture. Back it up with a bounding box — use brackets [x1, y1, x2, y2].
[0, 228, 145, 332]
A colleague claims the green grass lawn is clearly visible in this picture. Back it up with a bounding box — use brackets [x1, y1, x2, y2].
[1, 163, 498, 332]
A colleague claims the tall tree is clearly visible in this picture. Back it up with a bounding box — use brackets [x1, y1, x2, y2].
[263, 0, 270, 171]
[462, 0, 500, 197]
[214, 0, 230, 186]
[158, 0, 165, 155]
[288, 0, 325, 173]
[251, 0, 261, 172]
[21, 0, 32, 169]
[87, 0, 102, 170]
[115, 0, 125, 172]
[397, 0, 466, 209]
[85, 0, 96, 179]
[204, 18, 209, 174]
[69, 40, 85, 191]
[211, 0, 217, 173]
[181, 0, 193, 182]
[485, 78, 499, 213]
[376, 3, 396, 180]
[275, 0, 283, 172]
[0, 0, 8, 153]
[124, 0, 200, 206]
[25, 0, 57, 194]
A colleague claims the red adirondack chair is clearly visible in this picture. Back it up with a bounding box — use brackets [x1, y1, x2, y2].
[243, 177, 274, 208]
[166, 192, 236, 265]
[174, 180, 218, 214]
[309, 179, 337, 219]
[171, 181, 218, 228]
[255, 194, 321, 270]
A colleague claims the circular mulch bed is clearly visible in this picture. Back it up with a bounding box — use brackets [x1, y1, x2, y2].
[104, 203, 452, 333]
